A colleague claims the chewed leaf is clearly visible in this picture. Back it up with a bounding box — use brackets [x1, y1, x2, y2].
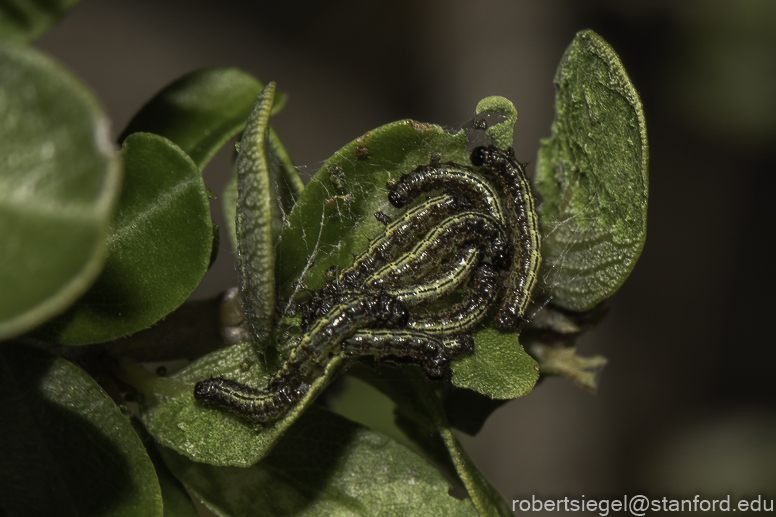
[159, 405, 478, 517]
[451, 327, 538, 399]
[536, 29, 649, 312]
[475, 96, 518, 151]
[127, 341, 346, 467]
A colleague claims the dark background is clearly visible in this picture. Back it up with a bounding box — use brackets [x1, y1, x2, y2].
[36, 0, 776, 511]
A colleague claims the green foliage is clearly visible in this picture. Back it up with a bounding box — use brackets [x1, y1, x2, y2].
[0, 344, 162, 517]
[36, 132, 214, 345]
[0, 41, 121, 340]
[0, 20, 648, 517]
[273, 99, 538, 399]
[160, 405, 479, 517]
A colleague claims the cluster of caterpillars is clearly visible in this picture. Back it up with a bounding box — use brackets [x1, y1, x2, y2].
[194, 145, 542, 423]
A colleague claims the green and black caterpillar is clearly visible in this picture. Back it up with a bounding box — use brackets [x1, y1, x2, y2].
[194, 145, 542, 423]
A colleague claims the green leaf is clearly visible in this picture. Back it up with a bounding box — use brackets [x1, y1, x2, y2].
[222, 127, 302, 253]
[0, 343, 162, 517]
[535, 29, 649, 312]
[159, 405, 478, 517]
[275, 119, 469, 303]
[234, 83, 303, 342]
[354, 364, 514, 517]
[118, 67, 287, 170]
[0, 42, 121, 340]
[0, 0, 79, 44]
[38, 132, 213, 345]
[132, 419, 199, 517]
[125, 341, 346, 467]
[451, 327, 539, 399]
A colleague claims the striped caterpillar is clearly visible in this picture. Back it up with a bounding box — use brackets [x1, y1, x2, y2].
[470, 145, 542, 329]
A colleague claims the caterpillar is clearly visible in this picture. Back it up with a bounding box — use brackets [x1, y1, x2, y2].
[343, 330, 474, 379]
[338, 193, 472, 288]
[407, 262, 500, 336]
[195, 292, 407, 422]
[470, 145, 542, 329]
[387, 162, 506, 227]
[382, 245, 480, 307]
[365, 211, 511, 288]
[196, 145, 540, 424]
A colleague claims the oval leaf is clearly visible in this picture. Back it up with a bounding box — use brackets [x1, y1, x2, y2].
[39, 132, 213, 345]
[0, 42, 121, 340]
[119, 67, 286, 169]
[535, 29, 649, 311]
[0, 344, 162, 517]
[159, 405, 478, 517]
[0, 0, 79, 44]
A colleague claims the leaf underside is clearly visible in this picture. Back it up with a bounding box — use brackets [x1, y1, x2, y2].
[535, 29, 649, 312]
